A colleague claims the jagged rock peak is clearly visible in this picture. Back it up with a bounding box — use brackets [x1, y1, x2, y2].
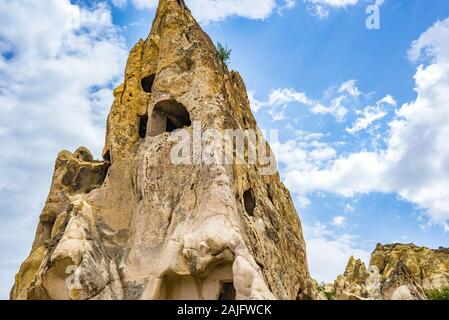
[331, 243, 449, 300]
[333, 256, 369, 300]
[11, 0, 317, 300]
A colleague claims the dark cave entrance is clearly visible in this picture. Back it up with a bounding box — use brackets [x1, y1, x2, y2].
[149, 99, 191, 136]
[141, 74, 155, 93]
[139, 114, 148, 138]
[103, 149, 111, 162]
[218, 282, 236, 300]
[243, 188, 255, 216]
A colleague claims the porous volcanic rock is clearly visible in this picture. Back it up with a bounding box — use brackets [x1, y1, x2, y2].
[11, 0, 317, 300]
[332, 243, 449, 300]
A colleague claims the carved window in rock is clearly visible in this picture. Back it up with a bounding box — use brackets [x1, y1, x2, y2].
[103, 149, 111, 162]
[141, 74, 155, 93]
[218, 282, 236, 300]
[149, 99, 191, 136]
[138, 114, 148, 138]
[243, 188, 256, 216]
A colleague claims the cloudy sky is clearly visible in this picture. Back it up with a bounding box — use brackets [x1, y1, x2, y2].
[1, 0, 449, 299]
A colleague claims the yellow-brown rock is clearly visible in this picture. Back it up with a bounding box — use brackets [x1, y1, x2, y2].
[371, 243, 449, 294]
[332, 243, 449, 300]
[333, 256, 369, 299]
[11, 0, 315, 300]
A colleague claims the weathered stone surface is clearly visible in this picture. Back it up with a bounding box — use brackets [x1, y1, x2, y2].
[332, 243, 449, 300]
[11, 148, 112, 300]
[11, 0, 315, 300]
[371, 243, 449, 293]
[334, 256, 369, 299]
[381, 261, 426, 300]
[297, 279, 327, 300]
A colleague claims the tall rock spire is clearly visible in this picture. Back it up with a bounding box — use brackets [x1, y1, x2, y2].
[11, 0, 318, 300]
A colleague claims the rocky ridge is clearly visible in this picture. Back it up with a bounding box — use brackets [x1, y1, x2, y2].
[327, 243, 449, 300]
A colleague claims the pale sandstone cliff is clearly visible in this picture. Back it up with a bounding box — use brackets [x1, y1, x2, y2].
[330, 243, 449, 300]
[11, 0, 318, 300]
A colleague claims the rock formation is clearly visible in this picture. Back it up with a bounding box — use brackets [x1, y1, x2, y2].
[330, 243, 449, 300]
[333, 256, 369, 300]
[371, 243, 449, 293]
[11, 0, 318, 300]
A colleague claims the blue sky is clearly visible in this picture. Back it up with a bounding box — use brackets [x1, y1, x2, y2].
[1, 0, 449, 298]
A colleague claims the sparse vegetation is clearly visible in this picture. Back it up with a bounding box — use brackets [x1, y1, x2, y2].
[324, 290, 336, 300]
[217, 42, 232, 65]
[426, 288, 449, 300]
[318, 283, 336, 300]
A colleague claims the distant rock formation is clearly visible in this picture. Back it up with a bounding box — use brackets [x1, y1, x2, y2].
[11, 0, 319, 300]
[333, 256, 369, 300]
[329, 243, 449, 300]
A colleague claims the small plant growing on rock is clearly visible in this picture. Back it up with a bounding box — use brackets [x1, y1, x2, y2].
[324, 290, 336, 300]
[318, 283, 336, 300]
[217, 42, 232, 65]
[426, 288, 449, 300]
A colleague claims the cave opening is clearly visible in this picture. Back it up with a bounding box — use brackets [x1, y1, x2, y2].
[166, 117, 178, 133]
[103, 149, 111, 162]
[139, 115, 148, 138]
[149, 99, 191, 136]
[218, 282, 236, 300]
[141, 74, 155, 93]
[243, 188, 255, 216]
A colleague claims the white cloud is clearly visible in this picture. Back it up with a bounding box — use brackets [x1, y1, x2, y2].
[271, 133, 337, 209]
[267, 88, 315, 106]
[304, 0, 384, 19]
[0, 0, 127, 299]
[311, 95, 348, 122]
[309, 147, 337, 161]
[250, 83, 356, 122]
[188, 0, 277, 23]
[344, 203, 355, 213]
[307, 0, 359, 7]
[272, 132, 337, 174]
[248, 91, 264, 112]
[250, 88, 317, 120]
[377, 94, 397, 107]
[304, 0, 359, 18]
[272, 140, 310, 171]
[331, 215, 347, 227]
[112, 0, 283, 23]
[283, 0, 297, 9]
[111, 0, 129, 7]
[304, 222, 370, 283]
[407, 18, 449, 64]
[346, 105, 388, 134]
[283, 17, 449, 230]
[271, 111, 287, 121]
[130, 0, 158, 9]
[309, 5, 330, 19]
[339, 80, 361, 97]
[113, 0, 365, 23]
[110, 0, 159, 10]
[346, 94, 396, 134]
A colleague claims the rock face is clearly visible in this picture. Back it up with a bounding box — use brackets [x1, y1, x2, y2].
[333, 256, 369, 300]
[331, 243, 449, 300]
[380, 261, 427, 300]
[11, 0, 316, 300]
[371, 243, 449, 293]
